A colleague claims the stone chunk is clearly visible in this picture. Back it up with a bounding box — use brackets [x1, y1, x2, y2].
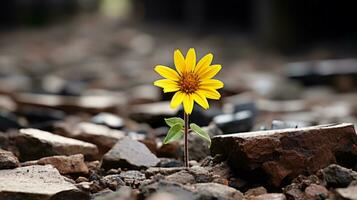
[102, 137, 160, 170]
[336, 184, 357, 200]
[0, 165, 89, 200]
[193, 183, 244, 200]
[0, 149, 19, 169]
[248, 193, 286, 200]
[22, 154, 88, 174]
[321, 164, 357, 188]
[56, 122, 125, 153]
[12, 128, 98, 161]
[211, 123, 357, 187]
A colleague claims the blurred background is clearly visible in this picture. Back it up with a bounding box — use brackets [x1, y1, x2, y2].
[0, 0, 356, 134]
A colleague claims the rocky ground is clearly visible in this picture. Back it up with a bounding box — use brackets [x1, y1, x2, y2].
[0, 15, 357, 200]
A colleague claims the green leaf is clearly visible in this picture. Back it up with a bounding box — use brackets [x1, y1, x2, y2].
[190, 123, 211, 147]
[165, 117, 184, 127]
[163, 123, 183, 144]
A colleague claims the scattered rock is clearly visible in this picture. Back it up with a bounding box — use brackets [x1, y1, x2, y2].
[304, 184, 328, 200]
[157, 142, 182, 159]
[188, 133, 210, 162]
[0, 148, 19, 169]
[101, 174, 125, 190]
[147, 192, 177, 200]
[245, 186, 268, 197]
[213, 110, 254, 134]
[146, 167, 186, 177]
[92, 186, 136, 200]
[13, 92, 124, 113]
[248, 193, 286, 200]
[271, 120, 310, 130]
[157, 158, 183, 168]
[55, 122, 125, 154]
[0, 165, 89, 200]
[193, 182, 244, 200]
[76, 176, 89, 183]
[102, 137, 160, 170]
[335, 183, 357, 200]
[0, 112, 21, 132]
[140, 180, 197, 200]
[12, 128, 98, 161]
[211, 123, 357, 186]
[165, 170, 196, 184]
[320, 164, 357, 188]
[22, 154, 89, 174]
[91, 112, 124, 129]
[119, 170, 146, 187]
[284, 185, 305, 200]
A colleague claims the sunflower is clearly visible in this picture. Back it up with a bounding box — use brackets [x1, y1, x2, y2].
[154, 48, 224, 115]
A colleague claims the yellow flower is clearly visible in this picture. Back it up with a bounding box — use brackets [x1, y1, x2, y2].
[154, 48, 224, 115]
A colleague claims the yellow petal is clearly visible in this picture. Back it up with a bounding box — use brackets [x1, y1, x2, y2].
[199, 64, 222, 80]
[185, 48, 196, 72]
[154, 79, 179, 93]
[193, 92, 209, 109]
[170, 91, 184, 108]
[154, 65, 180, 81]
[194, 53, 213, 74]
[183, 94, 194, 114]
[164, 87, 180, 93]
[174, 49, 186, 75]
[197, 89, 221, 100]
[200, 79, 224, 89]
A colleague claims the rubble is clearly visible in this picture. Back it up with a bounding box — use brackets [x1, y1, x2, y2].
[12, 128, 98, 161]
[21, 154, 88, 174]
[0, 149, 19, 169]
[102, 137, 160, 169]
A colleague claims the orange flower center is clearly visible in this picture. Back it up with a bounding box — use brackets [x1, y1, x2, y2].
[179, 72, 200, 94]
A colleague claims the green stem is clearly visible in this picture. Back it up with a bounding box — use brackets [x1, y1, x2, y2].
[184, 113, 189, 168]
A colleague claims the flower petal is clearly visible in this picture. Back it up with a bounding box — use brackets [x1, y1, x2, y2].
[200, 79, 224, 89]
[195, 53, 213, 74]
[185, 48, 196, 72]
[199, 64, 222, 80]
[154, 79, 179, 93]
[197, 88, 221, 100]
[193, 92, 209, 109]
[170, 91, 184, 108]
[183, 94, 194, 114]
[174, 49, 186, 75]
[154, 65, 180, 81]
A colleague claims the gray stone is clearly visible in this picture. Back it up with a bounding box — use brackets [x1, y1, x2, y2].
[12, 128, 98, 161]
[119, 170, 146, 186]
[213, 111, 254, 134]
[166, 170, 196, 184]
[0, 149, 19, 169]
[66, 122, 125, 153]
[102, 137, 159, 169]
[22, 154, 89, 174]
[336, 184, 357, 200]
[140, 180, 197, 200]
[91, 112, 124, 129]
[193, 183, 244, 200]
[248, 193, 286, 200]
[321, 164, 357, 188]
[140, 180, 243, 200]
[0, 165, 89, 200]
[101, 174, 125, 190]
[92, 186, 135, 200]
